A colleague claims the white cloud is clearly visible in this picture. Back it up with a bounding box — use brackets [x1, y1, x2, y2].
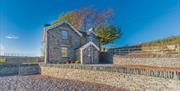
[5, 35, 18, 39]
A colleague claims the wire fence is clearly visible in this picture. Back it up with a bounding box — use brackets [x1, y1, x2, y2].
[0, 52, 39, 57]
[103, 44, 180, 57]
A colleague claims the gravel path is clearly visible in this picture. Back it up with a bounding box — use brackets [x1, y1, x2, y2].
[0, 75, 125, 91]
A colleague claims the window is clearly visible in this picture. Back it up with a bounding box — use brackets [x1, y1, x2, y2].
[50, 49, 56, 57]
[62, 31, 68, 39]
[61, 47, 68, 57]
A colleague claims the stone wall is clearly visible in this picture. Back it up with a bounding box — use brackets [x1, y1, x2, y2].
[0, 64, 40, 76]
[40, 64, 180, 91]
[113, 55, 180, 68]
[40, 64, 180, 80]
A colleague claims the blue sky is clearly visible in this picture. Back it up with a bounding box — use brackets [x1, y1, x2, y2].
[0, 0, 179, 56]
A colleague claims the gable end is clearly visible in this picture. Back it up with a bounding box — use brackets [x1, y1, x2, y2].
[46, 21, 83, 37]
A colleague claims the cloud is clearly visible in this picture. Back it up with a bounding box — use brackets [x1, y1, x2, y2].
[5, 35, 18, 39]
[0, 44, 4, 51]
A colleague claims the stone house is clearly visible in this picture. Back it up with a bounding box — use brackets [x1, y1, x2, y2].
[43, 21, 100, 64]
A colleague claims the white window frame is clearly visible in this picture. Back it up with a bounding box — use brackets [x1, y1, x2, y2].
[62, 31, 68, 39]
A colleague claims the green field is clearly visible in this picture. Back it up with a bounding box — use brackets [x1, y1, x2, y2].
[22, 58, 39, 64]
[0, 56, 39, 64]
[0, 56, 6, 64]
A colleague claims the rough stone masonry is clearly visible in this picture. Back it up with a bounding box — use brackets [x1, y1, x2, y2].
[40, 64, 180, 91]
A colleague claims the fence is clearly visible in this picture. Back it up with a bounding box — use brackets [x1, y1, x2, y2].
[111, 44, 180, 57]
[100, 44, 180, 64]
[0, 52, 38, 57]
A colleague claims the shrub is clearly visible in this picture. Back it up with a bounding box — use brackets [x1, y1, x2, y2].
[58, 61, 62, 64]
[65, 61, 69, 64]
[75, 60, 80, 64]
[71, 61, 76, 64]
[0, 56, 6, 64]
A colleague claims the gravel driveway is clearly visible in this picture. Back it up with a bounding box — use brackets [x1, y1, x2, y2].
[0, 75, 124, 91]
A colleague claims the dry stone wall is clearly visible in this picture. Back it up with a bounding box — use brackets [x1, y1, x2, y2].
[0, 63, 179, 91]
[40, 64, 180, 91]
[40, 64, 180, 80]
[113, 55, 180, 68]
[0, 64, 40, 76]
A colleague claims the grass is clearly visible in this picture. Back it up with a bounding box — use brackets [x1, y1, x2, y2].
[0, 56, 39, 64]
[0, 56, 6, 64]
[21, 58, 39, 64]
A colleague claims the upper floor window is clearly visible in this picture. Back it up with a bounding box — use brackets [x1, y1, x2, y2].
[62, 31, 68, 39]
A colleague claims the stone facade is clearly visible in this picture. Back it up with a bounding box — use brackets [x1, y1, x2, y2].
[44, 21, 100, 64]
[40, 64, 180, 91]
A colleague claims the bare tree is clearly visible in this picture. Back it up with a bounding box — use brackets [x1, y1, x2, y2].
[52, 7, 114, 31]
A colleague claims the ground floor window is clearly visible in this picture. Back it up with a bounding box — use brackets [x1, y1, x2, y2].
[61, 47, 68, 57]
[50, 48, 56, 57]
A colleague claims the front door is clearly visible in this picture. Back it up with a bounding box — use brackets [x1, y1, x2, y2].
[86, 45, 95, 64]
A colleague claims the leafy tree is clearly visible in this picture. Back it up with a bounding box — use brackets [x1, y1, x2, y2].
[96, 25, 121, 45]
[52, 12, 80, 29]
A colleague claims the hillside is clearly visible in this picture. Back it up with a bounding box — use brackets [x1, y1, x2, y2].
[140, 36, 180, 47]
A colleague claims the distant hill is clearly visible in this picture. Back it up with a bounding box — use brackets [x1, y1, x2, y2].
[140, 36, 180, 47]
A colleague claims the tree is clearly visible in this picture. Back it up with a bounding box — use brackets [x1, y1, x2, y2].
[96, 25, 121, 45]
[52, 7, 121, 45]
[52, 7, 113, 31]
